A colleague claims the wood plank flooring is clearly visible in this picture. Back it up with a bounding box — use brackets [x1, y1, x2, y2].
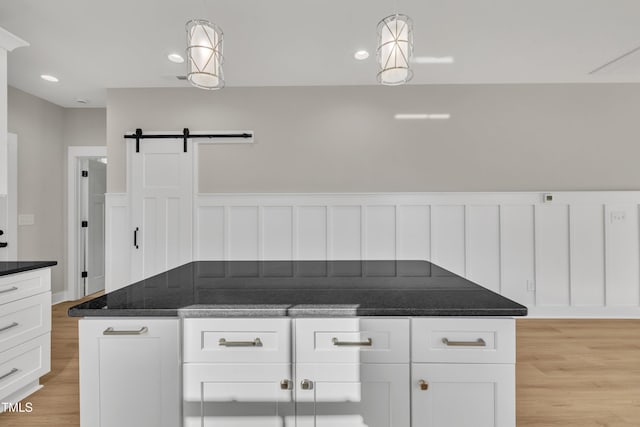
[1, 304, 640, 426]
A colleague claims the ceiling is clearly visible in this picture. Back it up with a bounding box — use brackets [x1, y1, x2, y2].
[2, 0, 640, 107]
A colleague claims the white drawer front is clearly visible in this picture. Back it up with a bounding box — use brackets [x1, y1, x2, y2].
[295, 318, 410, 364]
[0, 333, 51, 400]
[0, 269, 51, 306]
[0, 292, 51, 351]
[411, 318, 515, 364]
[183, 318, 291, 363]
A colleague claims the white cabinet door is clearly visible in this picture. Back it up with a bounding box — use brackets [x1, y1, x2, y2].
[183, 363, 294, 427]
[129, 137, 193, 281]
[86, 159, 106, 295]
[296, 364, 410, 427]
[411, 363, 515, 427]
[79, 318, 180, 427]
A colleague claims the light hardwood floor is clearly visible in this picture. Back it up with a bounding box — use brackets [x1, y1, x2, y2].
[1, 303, 640, 426]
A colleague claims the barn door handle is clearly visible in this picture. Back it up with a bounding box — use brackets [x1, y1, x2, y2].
[134, 227, 139, 249]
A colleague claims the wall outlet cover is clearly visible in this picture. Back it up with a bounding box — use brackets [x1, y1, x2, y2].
[18, 214, 35, 226]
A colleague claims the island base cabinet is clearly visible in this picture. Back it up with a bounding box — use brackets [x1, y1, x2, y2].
[411, 364, 515, 427]
[79, 318, 180, 427]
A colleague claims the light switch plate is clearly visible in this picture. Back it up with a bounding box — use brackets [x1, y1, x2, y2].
[18, 214, 35, 226]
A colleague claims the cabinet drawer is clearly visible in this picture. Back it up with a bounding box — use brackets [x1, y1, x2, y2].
[0, 292, 51, 352]
[0, 333, 51, 400]
[0, 269, 51, 306]
[295, 318, 409, 364]
[183, 318, 291, 363]
[411, 318, 515, 364]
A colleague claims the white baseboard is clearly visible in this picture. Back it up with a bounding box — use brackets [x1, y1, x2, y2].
[526, 306, 640, 318]
[51, 291, 68, 305]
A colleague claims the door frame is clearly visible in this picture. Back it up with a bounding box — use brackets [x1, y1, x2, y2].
[67, 146, 107, 301]
[1, 133, 18, 260]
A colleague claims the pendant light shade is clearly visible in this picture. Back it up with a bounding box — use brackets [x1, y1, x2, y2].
[376, 14, 413, 85]
[186, 19, 224, 90]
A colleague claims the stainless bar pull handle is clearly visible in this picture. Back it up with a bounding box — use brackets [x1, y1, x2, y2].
[0, 322, 19, 333]
[442, 338, 486, 347]
[300, 379, 313, 390]
[280, 379, 292, 390]
[418, 380, 429, 391]
[103, 326, 148, 336]
[332, 337, 373, 347]
[0, 286, 18, 294]
[218, 338, 263, 347]
[0, 368, 19, 382]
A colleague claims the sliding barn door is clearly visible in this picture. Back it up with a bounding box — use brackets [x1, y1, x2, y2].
[129, 137, 193, 281]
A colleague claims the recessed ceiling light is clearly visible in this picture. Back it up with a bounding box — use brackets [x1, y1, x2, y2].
[40, 74, 59, 82]
[354, 50, 370, 60]
[394, 113, 451, 120]
[167, 53, 185, 64]
[75, 98, 89, 104]
[412, 56, 455, 64]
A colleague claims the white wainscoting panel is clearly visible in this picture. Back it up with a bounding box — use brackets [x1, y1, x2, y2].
[101, 192, 640, 317]
[365, 206, 396, 260]
[569, 205, 605, 306]
[105, 193, 130, 293]
[499, 205, 535, 307]
[330, 206, 362, 260]
[535, 205, 571, 306]
[465, 205, 501, 293]
[228, 206, 259, 260]
[604, 204, 640, 306]
[397, 205, 430, 261]
[262, 206, 293, 260]
[431, 205, 466, 276]
[296, 206, 327, 260]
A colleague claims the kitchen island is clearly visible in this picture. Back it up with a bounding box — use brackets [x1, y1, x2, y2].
[0, 261, 56, 408]
[70, 260, 526, 427]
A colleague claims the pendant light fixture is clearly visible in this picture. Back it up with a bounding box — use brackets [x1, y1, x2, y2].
[376, 14, 413, 85]
[186, 19, 224, 90]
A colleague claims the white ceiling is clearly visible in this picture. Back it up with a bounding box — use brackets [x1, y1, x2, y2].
[2, 0, 640, 107]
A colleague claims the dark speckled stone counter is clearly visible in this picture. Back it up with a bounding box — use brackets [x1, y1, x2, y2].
[68, 261, 527, 317]
[0, 261, 57, 276]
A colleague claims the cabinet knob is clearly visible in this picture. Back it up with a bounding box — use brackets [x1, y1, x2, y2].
[418, 380, 429, 391]
[280, 379, 292, 390]
[300, 379, 313, 390]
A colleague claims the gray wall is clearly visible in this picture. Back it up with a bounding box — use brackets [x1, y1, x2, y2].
[8, 86, 106, 294]
[107, 84, 640, 193]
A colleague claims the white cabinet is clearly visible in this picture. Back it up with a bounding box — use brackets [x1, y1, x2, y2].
[0, 267, 51, 407]
[411, 364, 515, 427]
[78, 318, 180, 427]
[0, 27, 28, 196]
[182, 318, 293, 427]
[411, 318, 516, 427]
[182, 318, 410, 427]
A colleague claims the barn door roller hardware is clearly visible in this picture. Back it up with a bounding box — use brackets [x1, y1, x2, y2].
[124, 128, 254, 152]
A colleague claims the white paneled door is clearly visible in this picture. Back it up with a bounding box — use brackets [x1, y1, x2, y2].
[86, 159, 106, 295]
[129, 137, 193, 281]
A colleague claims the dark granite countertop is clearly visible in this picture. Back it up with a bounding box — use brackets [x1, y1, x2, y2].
[0, 261, 57, 277]
[68, 260, 527, 317]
